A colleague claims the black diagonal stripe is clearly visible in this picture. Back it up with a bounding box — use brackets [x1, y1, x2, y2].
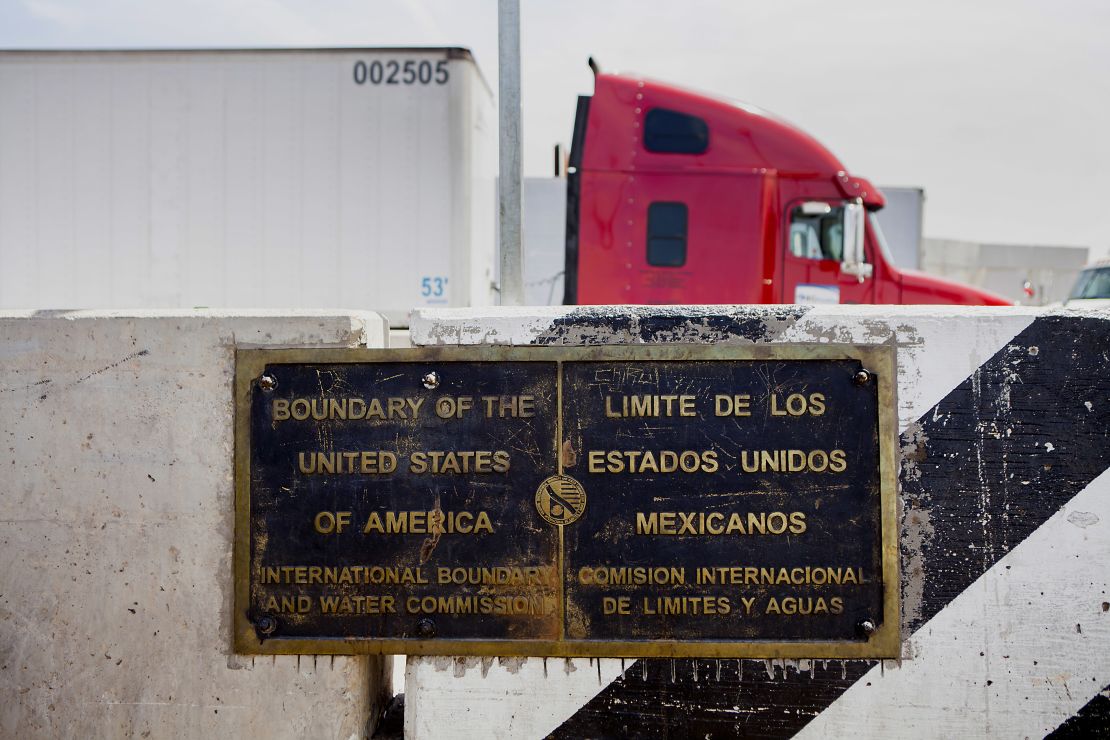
[545, 658, 873, 740]
[1046, 685, 1110, 739]
[903, 314, 1110, 631]
[548, 314, 1110, 739]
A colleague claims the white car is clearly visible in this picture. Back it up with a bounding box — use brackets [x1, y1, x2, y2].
[1063, 260, 1110, 309]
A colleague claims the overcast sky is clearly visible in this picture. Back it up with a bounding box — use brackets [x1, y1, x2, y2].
[1, 0, 1106, 256]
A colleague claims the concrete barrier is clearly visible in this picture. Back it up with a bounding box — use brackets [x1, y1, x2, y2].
[406, 305, 1110, 739]
[5, 305, 1105, 738]
[0, 310, 391, 739]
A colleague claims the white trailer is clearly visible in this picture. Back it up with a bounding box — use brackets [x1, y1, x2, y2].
[0, 48, 496, 326]
[872, 185, 924, 270]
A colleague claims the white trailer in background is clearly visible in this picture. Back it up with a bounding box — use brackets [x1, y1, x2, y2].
[872, 186, 924, 270]
[521, 177, 566, 305]
[0, 48, 496, 326]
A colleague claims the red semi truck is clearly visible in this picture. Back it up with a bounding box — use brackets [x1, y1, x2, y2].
[564, 71, 1010, 306]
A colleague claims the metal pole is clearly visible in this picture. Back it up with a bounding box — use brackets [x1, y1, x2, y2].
[498, 0, 525, 305]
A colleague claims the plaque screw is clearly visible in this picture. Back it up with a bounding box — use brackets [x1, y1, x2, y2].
[421, 371, 440, 390]
[259, 373, 278, 391]
[853, 369, 872, 386]
[416, 618, 436, 638]
[857, 619, 876, 637]
[256, 615, 278, 636]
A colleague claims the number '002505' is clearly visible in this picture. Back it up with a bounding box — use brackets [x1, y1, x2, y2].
[353, 60, 449, 86]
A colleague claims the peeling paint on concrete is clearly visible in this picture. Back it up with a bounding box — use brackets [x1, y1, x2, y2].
[901, 505, 935, 630]
[532, 305, 810, 345]
[452, 657, 480, 677]
[410, 305, 811, 347]
[1067, 511, 1100, 528]
[900, 422, 928, 483]
[498, 657, 527, 674]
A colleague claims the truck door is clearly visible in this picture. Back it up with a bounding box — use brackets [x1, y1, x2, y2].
[781, 200, 876, 304]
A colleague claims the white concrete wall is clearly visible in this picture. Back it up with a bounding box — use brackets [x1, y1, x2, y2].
[0, 310, 390, 739]
[521, 177, 567, 306]
[404, 304, 1110, 740]
[922, 238, 1089, 305]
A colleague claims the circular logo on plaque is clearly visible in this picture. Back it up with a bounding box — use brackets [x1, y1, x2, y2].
[535, 474, 587, 526]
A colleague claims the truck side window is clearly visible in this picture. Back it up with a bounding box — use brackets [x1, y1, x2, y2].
[789, 204, 844, 261]
[646, 202, 688, 267]
[644, 109, 709, 154]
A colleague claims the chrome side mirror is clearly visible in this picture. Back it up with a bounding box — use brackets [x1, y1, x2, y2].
[841, 201, 872, 281]
[842, 261, 874, 280]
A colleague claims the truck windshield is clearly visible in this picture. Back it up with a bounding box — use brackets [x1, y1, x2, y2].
[1068, 266, 1110, 299]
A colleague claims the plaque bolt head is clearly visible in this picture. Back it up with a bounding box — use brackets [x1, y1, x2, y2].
[421, 371, 440, 390]
[416, 618, 436, 638]
[853, 369, 872, 386]
[259, 374, 278, 391]
[857, 619, 876, 637]
[256, 615, 278, 636]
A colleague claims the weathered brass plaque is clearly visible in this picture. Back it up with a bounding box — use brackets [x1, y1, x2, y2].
[234, 345, 899, 658]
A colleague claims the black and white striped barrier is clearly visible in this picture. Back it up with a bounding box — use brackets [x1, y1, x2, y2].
[405, 305, 1109, 740]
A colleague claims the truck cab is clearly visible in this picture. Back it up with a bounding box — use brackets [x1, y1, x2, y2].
[564, 73, 1010, 307]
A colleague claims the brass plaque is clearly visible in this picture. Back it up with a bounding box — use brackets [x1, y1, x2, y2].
[234, 345, 899, 658]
